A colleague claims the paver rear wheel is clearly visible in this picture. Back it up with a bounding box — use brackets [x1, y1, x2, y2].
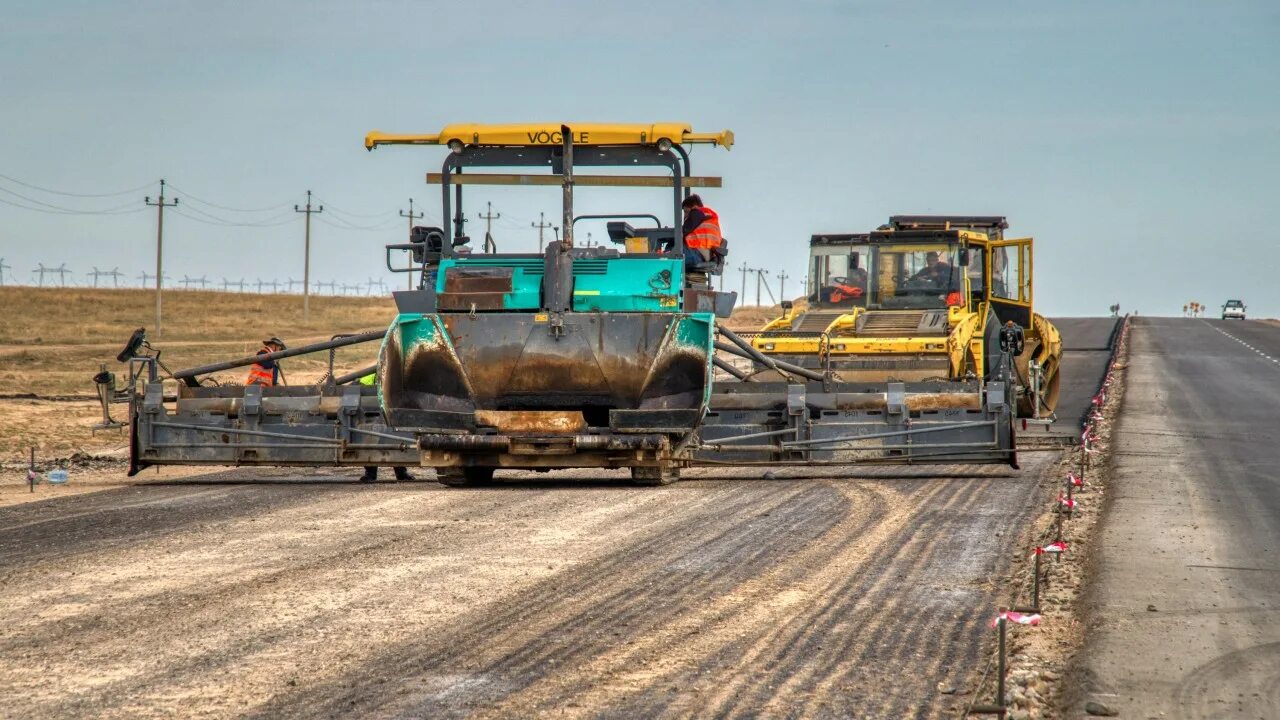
[436, 467, 496, 487]
[630, 466, 679, 486]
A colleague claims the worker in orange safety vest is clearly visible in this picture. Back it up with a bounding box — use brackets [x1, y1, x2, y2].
[680, 193, 723, 266]
[245, 336, 286, 386]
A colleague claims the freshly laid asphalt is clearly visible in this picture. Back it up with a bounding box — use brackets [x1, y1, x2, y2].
[1075, 317, 1280, 718]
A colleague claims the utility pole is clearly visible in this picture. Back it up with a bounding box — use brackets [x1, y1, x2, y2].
[145, 179, 178, 336]
[400, 198, 423, 290]
[776, 270, 789, 302]
[756, 269, 776, 305]
[88, 267, 105, 287]
[478, 201, 500, 253]
[34, 264, 50, 287]
[738, 262, 751, 307]
[295, 190, 322, 320]
[106, 267, 123, 287]
[532, 212, 553, 253]
[0, 258, 9, 286]
[52, 263, 71, 287]
[755, 268, 770, 306]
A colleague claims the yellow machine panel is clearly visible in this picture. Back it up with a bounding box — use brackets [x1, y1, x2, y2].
[366, 123, 734, 150]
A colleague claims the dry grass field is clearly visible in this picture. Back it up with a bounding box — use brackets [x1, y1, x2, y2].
[0, 286, 784, 461]
[0, 287, 396, 459]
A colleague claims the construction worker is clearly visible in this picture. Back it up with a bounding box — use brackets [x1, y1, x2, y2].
[679, 194, 723, 266]
[911, 251, 953, 289]
[245, 337, 286, 386]
[357, 371, 415, 483]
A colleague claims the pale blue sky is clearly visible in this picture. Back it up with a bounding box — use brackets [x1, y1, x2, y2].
[1, 0, 1276, 315]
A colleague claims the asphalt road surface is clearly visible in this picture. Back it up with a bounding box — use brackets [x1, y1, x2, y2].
[1050, 316, 1119, 428]
[0, 318, 1117, 719]
[1076, 318, 1280, 718]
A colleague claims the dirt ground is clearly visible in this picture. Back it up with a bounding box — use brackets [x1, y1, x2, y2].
[0, 460, 1052, 720]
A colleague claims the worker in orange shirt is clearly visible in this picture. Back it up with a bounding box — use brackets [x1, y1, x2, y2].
[245, 337, 286, 386]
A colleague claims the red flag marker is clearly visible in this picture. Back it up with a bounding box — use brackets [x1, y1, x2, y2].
[1058, 492, 1077, 509]
[1033, 541, 1068, 556]
[992, 611, 1041, 627]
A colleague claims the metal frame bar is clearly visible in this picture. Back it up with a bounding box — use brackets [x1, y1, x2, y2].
[781, 420, 997, 447]
[426, 173, 720, 188]
[439, 144, 686, 257]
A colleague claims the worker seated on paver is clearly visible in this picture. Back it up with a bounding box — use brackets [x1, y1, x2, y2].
[654, 193, 728, 278]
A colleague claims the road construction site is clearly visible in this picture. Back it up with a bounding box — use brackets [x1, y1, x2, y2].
[3, 122, 1272, 720]
[0, 317, 1118, 719]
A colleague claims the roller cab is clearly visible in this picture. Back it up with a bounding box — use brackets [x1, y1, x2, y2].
[753, 216, 1061, 420]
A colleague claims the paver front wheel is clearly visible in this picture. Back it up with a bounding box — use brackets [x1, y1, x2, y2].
[630, 466, 680, 486]
[436, 467, 496, 487]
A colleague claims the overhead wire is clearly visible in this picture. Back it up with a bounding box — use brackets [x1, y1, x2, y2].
[170, 207, 297, 227]
[0, 192, 145, 215]
[174, 201, 297, 226]
[0, 173, 153, 198]
[164, 181, 297, 213]
[320, 202, 397, 219]
[315, 213, 399, 231]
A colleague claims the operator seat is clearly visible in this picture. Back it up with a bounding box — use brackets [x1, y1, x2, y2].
[687, 237, 728, 276]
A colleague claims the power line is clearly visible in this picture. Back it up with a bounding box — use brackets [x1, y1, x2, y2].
[170, 203, 297, 227]
[33, 263, 71, 287]
[323, 202, 396, 219]
[163, 181, 296, 213]
[314, 213, 397, 231]
[0, 173, 153, 198]
[0, 186, 144, 215]
[87, 266, 124, 288]
[138, 271, 170, 287]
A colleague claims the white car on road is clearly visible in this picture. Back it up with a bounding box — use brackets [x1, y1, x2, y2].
[1221, 299, 1247, 320]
